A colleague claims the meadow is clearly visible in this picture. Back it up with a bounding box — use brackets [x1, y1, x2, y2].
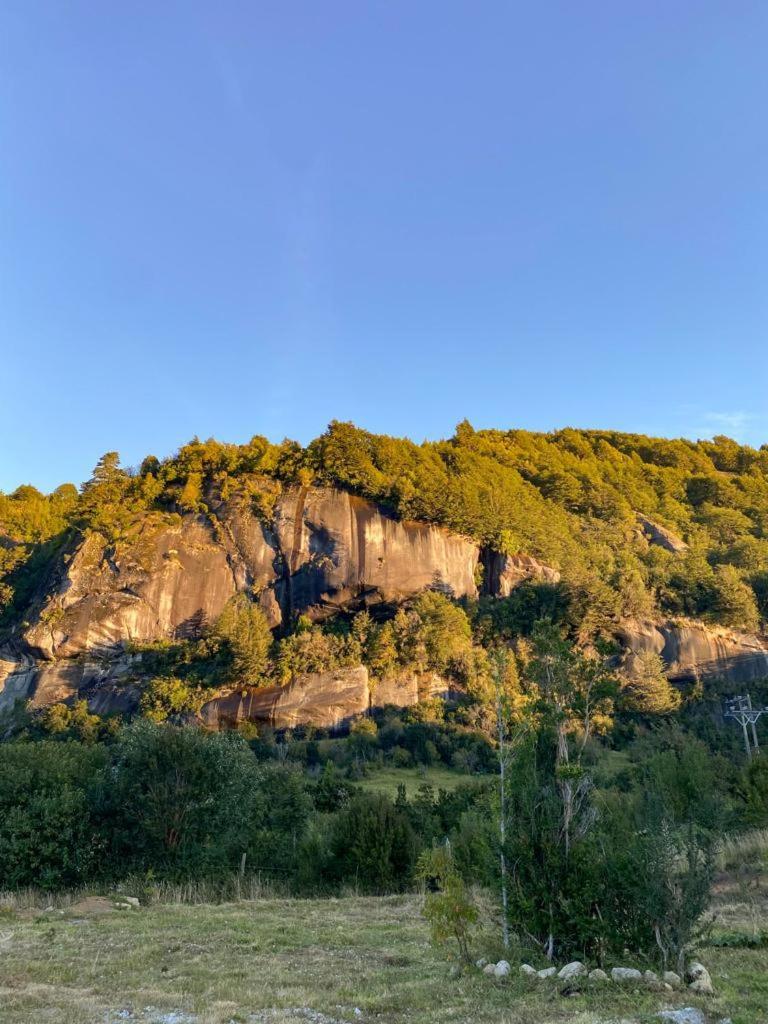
[0, 876, 766, 1024]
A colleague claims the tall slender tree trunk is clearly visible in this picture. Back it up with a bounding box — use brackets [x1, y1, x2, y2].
[497, 690, 510, 950]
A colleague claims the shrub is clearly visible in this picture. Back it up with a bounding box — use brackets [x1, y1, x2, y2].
[327, 792, 416, 893]
[0, 741, 107, 890]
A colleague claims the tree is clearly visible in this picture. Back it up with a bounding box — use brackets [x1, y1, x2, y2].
[328, 792, 416, 893]
[417, 845, 478, 965]
[79, 452, 134, 541]
[622, 651, 681, 714]
[214, 594, 273, 684]
[104, 722, 269, 877]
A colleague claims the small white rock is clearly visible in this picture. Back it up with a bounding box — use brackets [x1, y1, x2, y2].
[588, 968, 609, 981]
[537, 966, 556, 979]
[519, 963, 537, 976]
[493, 960, 511, 978]
[611, 966, 642, 982]
[663, 970, 682, 988]
[475, 958, 487, 969]
[483, 963, 496, 975]
[558, 960, 586, 980]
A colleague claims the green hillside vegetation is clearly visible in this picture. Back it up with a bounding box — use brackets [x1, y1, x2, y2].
[3, 422, 768, 640]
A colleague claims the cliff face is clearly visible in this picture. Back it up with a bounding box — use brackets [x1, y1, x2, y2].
[18, 486, 481, 663]
[198, 666, 460, 730]
[3, 482, 768, 728]
[620, 619, 768, 686]
[273, 487, 480, 616]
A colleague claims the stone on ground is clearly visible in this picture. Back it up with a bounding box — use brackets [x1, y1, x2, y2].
[611, 966, 643, 982]
[557, 960, 586, 980]
[493, 960, 510, 977]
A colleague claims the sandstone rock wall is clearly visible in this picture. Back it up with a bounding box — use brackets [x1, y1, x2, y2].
[19, 487, 484, 662]
[620, 619, 768, 686]
[274, 487, 480, 616]
[483, 551, 561, 598]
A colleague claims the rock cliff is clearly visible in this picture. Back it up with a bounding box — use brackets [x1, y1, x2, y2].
[4, 482, 768, 730]
[198, 666, 460, 730]
[19, 487, 482, 662]
[620, 618, 768, 686]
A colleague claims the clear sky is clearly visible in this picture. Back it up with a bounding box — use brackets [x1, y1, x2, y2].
[1, 2, 767, 493]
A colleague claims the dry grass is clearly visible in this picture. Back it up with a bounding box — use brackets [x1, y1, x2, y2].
[0, 893, 765, 1024]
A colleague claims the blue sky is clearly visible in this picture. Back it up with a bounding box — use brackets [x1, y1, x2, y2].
[1, 2, 767, 492]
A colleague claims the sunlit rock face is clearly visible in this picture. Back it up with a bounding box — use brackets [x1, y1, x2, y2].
[23, 518, 241, 660]
[482, 551, 561, 598]
[635, 513, 688, 554]
[19, 488, 482, 662]
[273, 487, 480, 617]
[620, 618, 768, 686]
[199, 666, 371, 731]
[198, 666, 460, 731]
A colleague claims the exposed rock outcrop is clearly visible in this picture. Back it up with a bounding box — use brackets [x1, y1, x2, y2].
[23, 518, 242, 661]
[18, 487, 484, 663]
[273, 486, 480, 617]
[636, 513, 688, 554]
[200, 666, 371, 730]
[0, 647, 140, 716]
[483, 551, 561, 598]
[198, 666, 459, 731]
[620, 619, 768, 685]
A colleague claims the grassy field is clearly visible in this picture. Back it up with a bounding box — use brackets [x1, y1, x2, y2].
[354, 765, 477, 797]
[0, 890, 765, 1024]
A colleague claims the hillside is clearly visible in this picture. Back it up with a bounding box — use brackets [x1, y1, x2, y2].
[2, 422, 768, 729]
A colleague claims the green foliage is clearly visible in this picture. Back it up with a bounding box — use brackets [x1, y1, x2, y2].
[416, 845, 478, 963]
[139, 677, 207, 723]
[326, 791, 417, 893]
[0, 741, 107, 889]
[102, 722, 276, 878]
[214, 594, 273, 684]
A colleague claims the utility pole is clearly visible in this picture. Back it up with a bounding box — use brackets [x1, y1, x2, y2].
[724, 695, 767, 759]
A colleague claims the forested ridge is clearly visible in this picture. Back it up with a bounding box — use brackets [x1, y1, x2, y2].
[3, 421, 768, 638]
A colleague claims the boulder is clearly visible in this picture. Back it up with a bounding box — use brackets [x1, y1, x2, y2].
[557, 961, 586, 980]
[482, 551, 560, 598]
[483, 963, 496, 975]
[663, 971, 682, 988]
[686, 961, 714, 995]
[536, 966, 556, 979]
[611, 967, 642, 982]
[519, 963, 537, 976]
[636, 513, 688, 554]
[588, 968, 609, 981]
[493, 960, 510, 978]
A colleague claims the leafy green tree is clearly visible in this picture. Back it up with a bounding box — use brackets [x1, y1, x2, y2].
[417, 845, 478, 964]
[622, 651, 681, 714]
[103, 722, 270, 877]
[327, 792, 416, 893]
[214, 594, 273, 684]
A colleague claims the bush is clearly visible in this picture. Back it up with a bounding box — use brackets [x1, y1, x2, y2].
[327, 792, 417, 893]
[102, 722, 274, 878]
[0, 741, 107, 889]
